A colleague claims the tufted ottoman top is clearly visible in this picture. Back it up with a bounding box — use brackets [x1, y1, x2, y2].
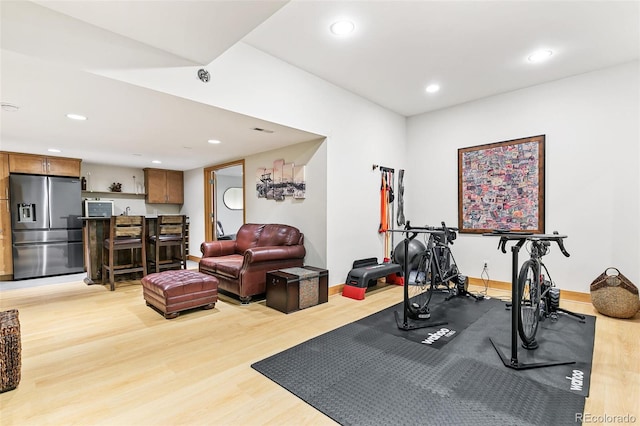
[142, 270, 218, 298]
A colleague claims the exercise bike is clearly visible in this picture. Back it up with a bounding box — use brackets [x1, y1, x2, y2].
[511, 235, 585, 350]
[487, 231, 586, 370]
[393, 221, 480, 330]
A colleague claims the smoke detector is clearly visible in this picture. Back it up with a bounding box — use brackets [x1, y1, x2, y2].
[197, 68, 210, 83]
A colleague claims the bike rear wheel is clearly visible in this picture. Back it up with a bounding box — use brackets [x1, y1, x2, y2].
[406, 252, 435, 320]
[517, 259, 540, 348]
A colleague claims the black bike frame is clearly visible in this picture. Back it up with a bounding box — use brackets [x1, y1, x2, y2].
[485, 232, 577, 370]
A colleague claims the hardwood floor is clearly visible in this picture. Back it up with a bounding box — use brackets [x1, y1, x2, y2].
[1, 280, 638, 425]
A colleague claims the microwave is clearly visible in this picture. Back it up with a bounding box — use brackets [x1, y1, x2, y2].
[84, 200, 114, 217]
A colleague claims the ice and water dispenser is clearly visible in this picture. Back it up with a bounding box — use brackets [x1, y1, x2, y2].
[17, 203, 37, 223]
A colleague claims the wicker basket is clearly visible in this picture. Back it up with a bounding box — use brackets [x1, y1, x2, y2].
[590, 268, 640, 319]
[0, 309, 21, 393]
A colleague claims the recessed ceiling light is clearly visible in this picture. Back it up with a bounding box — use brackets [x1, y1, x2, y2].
[152, 160, 162, 164]
[1, 103, 20, 112]
[66, 113, 87, 121]
[425, 84, 440, 94]
[48, 148, 61, 153]
[207, 139, 221, 144]
[527, 49, 553, 63]
[330, 20, 355, 36]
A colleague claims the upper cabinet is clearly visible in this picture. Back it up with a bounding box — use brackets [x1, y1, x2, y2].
[8, 153, 81, 177]
[144, 168, 184, 204]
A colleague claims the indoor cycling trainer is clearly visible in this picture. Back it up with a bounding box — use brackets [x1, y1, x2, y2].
[485, 231, 586, 370]
[390, 221, 482, 331]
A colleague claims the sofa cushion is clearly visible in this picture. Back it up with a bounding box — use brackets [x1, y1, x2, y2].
[200, 254, 244, 278]
[235, 224, 265, 253]
[258, 224, 302, 247]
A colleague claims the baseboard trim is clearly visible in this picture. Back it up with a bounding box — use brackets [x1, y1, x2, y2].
[183, 261, 592, 304]
[329, 284, 344, 296]
[328, 278, 591, 303]
[468, 277, 591, 303]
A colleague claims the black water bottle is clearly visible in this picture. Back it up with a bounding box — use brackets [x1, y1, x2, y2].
[81, 176, 87, 190]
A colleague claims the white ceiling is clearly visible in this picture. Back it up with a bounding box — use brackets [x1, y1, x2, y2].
[1, 0, 638, 171]
[244, 1, 640, 116]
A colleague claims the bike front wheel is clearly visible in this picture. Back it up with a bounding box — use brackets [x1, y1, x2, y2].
[517, 259, 540, 348]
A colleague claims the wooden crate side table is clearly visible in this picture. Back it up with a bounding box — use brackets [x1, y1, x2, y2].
[266, 266, 328, 314]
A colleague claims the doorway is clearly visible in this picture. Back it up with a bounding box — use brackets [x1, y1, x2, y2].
[203, 160, 245, 241]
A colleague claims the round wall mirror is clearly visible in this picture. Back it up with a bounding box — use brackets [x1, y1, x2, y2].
[223, 187, 243, 210]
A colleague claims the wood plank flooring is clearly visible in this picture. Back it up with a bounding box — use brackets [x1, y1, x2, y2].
[1, 280, 638, 425]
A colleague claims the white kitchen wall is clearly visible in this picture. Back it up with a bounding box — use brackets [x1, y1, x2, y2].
[405, 61, 639, 292]
[81, 163, 180, 216]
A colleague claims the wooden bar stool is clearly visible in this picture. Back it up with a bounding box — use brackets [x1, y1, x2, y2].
[102, 215, 147, 291]
[148, 215, 187, 273]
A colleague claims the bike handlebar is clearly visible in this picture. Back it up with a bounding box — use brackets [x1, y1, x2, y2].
[403, 220, 458, 232]
[494, 232, 570, 257]
[401, 220, 458, 244]
[556, 238, 570, 257]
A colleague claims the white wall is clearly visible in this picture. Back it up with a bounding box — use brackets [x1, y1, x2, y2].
[406, 61, 640, 293]
[182, 167, 204, 254]
[244, 139, 327, 269]
[106, 43, 638, 293]
[81, 163, 180, 216]
[172, 43, 407, 286]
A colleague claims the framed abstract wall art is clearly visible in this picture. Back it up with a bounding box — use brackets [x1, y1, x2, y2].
[458, 135, 545, 234]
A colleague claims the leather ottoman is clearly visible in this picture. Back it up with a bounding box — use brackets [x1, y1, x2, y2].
[142, 270, 218, 319]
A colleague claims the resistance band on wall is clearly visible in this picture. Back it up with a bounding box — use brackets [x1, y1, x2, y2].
[397, 169, 405, 226]
[374, 165, 395, 261]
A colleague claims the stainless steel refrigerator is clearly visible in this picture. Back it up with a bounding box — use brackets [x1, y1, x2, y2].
[9, 174, 83, 280]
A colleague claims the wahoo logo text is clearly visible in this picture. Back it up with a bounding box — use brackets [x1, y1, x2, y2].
[566, 369, 584, 392]
[421, 328, 456, 345]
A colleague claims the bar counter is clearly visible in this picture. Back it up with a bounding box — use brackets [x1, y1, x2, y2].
[81, 216, 183, 284]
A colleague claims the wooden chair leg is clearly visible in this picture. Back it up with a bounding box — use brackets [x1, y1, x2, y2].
[142, 242, 148, 277]
[109, 247, 115, 291]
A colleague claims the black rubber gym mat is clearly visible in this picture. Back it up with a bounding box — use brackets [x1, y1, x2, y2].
[252, 293, 594, 425]
[357, 293, 595, 397]
[252, 323, 586, 425]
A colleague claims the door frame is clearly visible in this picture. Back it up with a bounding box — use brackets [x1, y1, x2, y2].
[203, 159, 245, 242]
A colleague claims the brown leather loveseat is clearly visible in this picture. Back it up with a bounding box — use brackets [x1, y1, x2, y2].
[199, 223, 305, 303]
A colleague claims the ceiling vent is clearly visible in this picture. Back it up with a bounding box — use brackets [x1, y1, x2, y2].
[252, 127, 274, 133]
[1, 103, 20, 112]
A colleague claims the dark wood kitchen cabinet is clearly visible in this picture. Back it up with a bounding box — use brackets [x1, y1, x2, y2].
[144, 168, 183, 204]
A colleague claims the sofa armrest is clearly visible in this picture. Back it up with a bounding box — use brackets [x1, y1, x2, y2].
[244, 245, 306, 264]
[200, 240, 237, 257]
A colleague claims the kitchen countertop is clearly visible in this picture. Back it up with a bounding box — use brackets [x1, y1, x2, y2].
[80, 215, 161, 220]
